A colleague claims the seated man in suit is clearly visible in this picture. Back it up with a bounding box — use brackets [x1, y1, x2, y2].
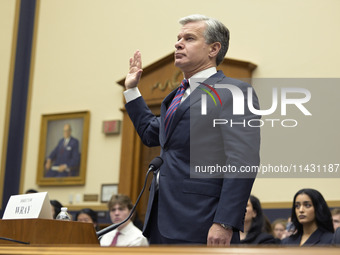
[45, 124, 80, 177]
[123, 14, 260, 245]
[333, 227, 340, 245]
[331, 208, 340, 231]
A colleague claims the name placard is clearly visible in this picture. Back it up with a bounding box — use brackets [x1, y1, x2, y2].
[2, 192, 53, 219]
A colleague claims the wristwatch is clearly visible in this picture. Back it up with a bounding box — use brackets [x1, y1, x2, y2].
[219, 223, 232, 230]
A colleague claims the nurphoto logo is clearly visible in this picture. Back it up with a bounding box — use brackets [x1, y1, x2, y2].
[199, 83, 312, 128]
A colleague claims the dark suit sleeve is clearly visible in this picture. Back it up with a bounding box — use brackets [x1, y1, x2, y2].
[48, 139, 63, 160]
[255, 233, 279, 244]
[281, 234, 300, 245]
[67, 138, 80, 168]
[213, 80, 261, 231]
[333, 228, 340, 245]
[241, 232, 278, 244]
[125, 96, 161, 147]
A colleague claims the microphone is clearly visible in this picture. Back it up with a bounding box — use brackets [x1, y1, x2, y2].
[148, 156, 163, 172]
[96, 156, 163, 238]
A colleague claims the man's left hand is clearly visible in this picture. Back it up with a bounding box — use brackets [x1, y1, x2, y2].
[58, 164, 67, 172]
[207, 223, 233, 246]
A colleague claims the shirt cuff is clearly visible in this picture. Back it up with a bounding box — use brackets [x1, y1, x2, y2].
[123, 87, 142, 103]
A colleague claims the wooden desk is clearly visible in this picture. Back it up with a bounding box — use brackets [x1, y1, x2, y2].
[0, 246, 339, 255]
[0, 219, 99, 245]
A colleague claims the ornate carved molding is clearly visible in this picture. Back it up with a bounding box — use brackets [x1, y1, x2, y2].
[151, 70, 181, 92]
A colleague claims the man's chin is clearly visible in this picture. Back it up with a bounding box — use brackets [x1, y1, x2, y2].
[174, 60, 187, 70]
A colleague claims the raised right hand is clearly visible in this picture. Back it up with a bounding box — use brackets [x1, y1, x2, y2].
[125, 50, 143, 89]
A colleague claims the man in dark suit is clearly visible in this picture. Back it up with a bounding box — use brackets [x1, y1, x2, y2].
[45, 124, 80, 177]
[333, 227, 340, 245]
[123, 14, 260, 246]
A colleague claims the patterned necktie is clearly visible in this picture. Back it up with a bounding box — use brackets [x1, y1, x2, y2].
[164, 79, 189, 136]
[110, 231, 120, 246]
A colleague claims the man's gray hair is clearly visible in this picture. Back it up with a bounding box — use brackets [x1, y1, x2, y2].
[179, 14, 230, 66]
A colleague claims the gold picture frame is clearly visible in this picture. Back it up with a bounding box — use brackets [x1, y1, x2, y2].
[36, 111, 90, 186]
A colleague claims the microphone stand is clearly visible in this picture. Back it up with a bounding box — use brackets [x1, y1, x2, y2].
[96, 157, 162, 239]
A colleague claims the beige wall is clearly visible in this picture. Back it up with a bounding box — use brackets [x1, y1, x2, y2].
[0, 0, 17, 202]
[1, 0, 339, 207]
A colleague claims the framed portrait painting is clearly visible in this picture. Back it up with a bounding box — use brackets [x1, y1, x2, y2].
[36, 111, 90, 186]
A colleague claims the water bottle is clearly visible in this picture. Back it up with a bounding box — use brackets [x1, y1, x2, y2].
[56, 207, 71, 221]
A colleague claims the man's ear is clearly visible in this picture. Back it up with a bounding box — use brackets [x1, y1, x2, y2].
[209, 42, 221, 58]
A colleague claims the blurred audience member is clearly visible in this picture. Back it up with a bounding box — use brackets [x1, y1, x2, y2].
[264, 215, 274, 236]
[331, 208, 340, 231]
[25, 189, 38, 194]
[50, 200, 63, 219]
[100, 194, 148, 247]
[272, 218, 287, 240]
[76, 208, 99, 231]
[333, 227, 340, 245]
[240, 195, 277, 244]
[281, 217, 296, 239]
[281, 188, 333, 246]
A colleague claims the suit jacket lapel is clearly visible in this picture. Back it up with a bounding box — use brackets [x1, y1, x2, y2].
[304, 229, 323, 245]
[161, 71, 225, 143]
[165, 94, 190, 141]
[188, 71, 225, 108]
[160, 89, 177, 145]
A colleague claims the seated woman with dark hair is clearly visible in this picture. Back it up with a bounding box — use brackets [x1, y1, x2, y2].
[50, 200, 63, 219]
[240, 195, 277, 244]
[281, 188, 334, 246]
[76, 208, 99, 231]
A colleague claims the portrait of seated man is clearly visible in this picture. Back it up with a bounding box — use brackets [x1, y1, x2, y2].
[45, 123, 80, 177]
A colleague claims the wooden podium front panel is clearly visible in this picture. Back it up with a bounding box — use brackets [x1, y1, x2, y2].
[0, 219, 99, 245]
[118, 52, 257, 224]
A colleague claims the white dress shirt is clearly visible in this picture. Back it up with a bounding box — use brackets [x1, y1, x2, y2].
[100, 221, 149, 247]
[63, 137, 70, 146]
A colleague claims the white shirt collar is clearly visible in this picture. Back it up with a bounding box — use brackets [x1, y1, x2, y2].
[189, 67, 217, 80]
[64, 137, 70, 146]
[119, 221, 133, 235]
[188, 67, 217, 91]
